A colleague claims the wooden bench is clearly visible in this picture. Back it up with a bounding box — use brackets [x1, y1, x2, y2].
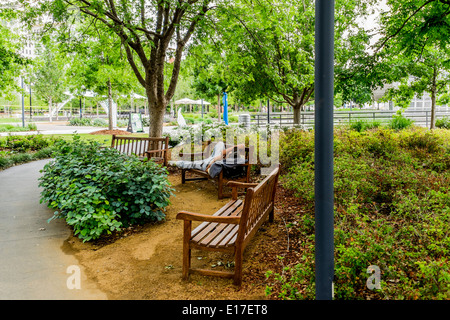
[110, 135, 169, 166]
[179, 141, 253, 199]
[176, 165, 280, 286]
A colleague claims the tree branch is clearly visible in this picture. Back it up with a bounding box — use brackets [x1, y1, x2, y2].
[165, 1, 211, 101]
[374, 0, 435, 54]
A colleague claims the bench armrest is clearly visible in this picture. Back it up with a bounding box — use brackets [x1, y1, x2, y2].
[176, 211, 241, 224]
[226, 181, 258, 199]
[226, 181, 258, 188]
[145, 149, 167, 155]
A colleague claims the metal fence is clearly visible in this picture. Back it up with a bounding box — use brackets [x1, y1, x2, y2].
[250, 109, 450, 128]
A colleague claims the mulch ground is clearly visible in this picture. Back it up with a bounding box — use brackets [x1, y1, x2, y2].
[239, 183, 311, 298]
[90, 129, 132, 135]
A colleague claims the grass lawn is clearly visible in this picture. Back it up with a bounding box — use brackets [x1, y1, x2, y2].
[40, 133, 149, 146]
[0, 118, 22, 123]
[0, 132, 148, 147]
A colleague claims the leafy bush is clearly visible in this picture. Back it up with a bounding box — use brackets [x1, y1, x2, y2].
[269, 127, 450, 300]
[388, 114, 414, 130]
[92, 118, 108, 127]
[39, 135, 174, 241]
[0, 135, 60, 170]
[0, 123, 37, 132]
[1, 134, 57, 152]
[69, 117, 127, 127]
[435, 117, 450, 129]
[349, 120, 381, 132]
[69, 118, 93, 126]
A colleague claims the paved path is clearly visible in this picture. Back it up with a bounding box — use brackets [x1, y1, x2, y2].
[0, 121, 177, 137]
[0, 160, 108, 300]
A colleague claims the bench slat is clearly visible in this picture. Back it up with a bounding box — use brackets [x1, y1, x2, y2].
[110, 135, 169, 165]
[190, 200, 241, 239]
[216, 224, 239, 248]
[191, 200, 243, 242]
[178, 165, 280, 286]
[199, 208, 243, 248]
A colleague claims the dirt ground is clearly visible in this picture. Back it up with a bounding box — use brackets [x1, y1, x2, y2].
[90, 129, 132, 135]
[64, 169, 293, 300]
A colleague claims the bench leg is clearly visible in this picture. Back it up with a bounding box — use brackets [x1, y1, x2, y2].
[182, 220, 191, 280]
[233, 248, 243, 286]
[269, 207, 274, 223]
[218, 171, 224, 199]
[181, 169, 186, 184]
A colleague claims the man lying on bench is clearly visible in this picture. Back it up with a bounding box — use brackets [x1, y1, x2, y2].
[169, 142, 246, 177]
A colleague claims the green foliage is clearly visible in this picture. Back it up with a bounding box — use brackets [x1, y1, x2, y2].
[436, 117, 450, 129]
[0, 135, 60, 170]
[68, 117, 127, 127]
[270, 127, 450, 300]
[388, 114, 414, 130]
[38, 135, 174, 242]
[0, 123, 37, 132]
[349, 120, 381, 132]
[1, 134, 58, 152]
[32, 42, 66, 106]
[0, 14, 30, 96]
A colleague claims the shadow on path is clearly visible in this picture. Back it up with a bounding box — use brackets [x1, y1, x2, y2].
[0, 159, 107, 300]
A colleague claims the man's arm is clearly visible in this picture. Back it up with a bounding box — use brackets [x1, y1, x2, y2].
[206, 144, 245, 171]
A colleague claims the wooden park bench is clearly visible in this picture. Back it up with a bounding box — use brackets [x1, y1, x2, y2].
[176, 165, 280, 286]
[179, 140, 253, 199]
[110, 134, 169, 166]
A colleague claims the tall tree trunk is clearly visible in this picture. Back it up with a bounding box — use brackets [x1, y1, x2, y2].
[292, 87, 314, 125]
[430, 65, 437, 130]
[293, 106, 301, 125]
[48, 98, 52, 123]
[217, 94, 221, 122]
[149, 101, 166, 137]
[107, 79, 113, 130]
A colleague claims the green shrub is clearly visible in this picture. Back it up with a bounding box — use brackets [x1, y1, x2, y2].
[0, 135, 59, 170]
[69, 118, 93, 126]
[388, 114, 414, 130]
[69, 118, 127, 128]
[39, 135, 174, 241]
[92, 118, 107, 127]
[228, 115, 239, 123]
[0, 156, 11, 169]
[268, 127, 450, 300]
[2, 134, 56, 152]
[34, 146, 57, 159]
[435, 117, 450, 129]
[0, 123, 37, 132]
[350, 120, 381, 132]
[207, 109, 218, 119]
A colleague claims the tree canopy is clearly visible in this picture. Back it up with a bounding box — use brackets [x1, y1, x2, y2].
[371, 0, 450, 128]
[16, 0, 213, 137]
[185, 0, 376, 123]
[0, 12, 29, 98]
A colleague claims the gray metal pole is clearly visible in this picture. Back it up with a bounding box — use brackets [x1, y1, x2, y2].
[29, 83, 32, 120]
[314, 0, 335, 300]
[21, 76, 25, 127]
[201, 99, 204, 118]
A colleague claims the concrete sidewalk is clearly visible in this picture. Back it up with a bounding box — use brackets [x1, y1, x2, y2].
[0, 121, 125, 137]
[0, 159, 108, 300]
[0, 121, 179, 137]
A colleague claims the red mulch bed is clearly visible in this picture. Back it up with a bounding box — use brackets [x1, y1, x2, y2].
[89, 129, 132, 135]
